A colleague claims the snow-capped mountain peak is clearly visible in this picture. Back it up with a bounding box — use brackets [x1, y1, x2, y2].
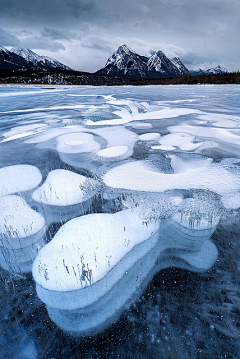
[203, 65, 228, 75]
[10, 47, 72, 70]
[10, 47, 42, 63]
[97, 45, 190, 78]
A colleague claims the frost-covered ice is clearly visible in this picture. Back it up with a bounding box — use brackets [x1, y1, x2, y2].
[1, 84, 240, 350]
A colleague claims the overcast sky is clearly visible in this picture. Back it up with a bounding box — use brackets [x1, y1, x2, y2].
[0, 0, 239, 72]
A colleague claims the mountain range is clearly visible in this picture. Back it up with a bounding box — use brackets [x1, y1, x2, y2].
[96, 44, 228, 78]
[0, 43, 229, 79]
[0, 45, 72, 70]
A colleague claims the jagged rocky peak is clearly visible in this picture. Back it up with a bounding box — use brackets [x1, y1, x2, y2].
[97, 45, 190, 78]
[147, 50, 182, 77]
[98, 44, 149, 77]
[117, 44, 135, 55]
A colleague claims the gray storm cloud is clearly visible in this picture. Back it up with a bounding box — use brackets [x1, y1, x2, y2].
[0, 0, 239, 72]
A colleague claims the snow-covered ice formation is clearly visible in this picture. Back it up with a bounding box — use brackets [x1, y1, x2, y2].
[0, 195, 46, 273]
[0, 164, 42, 196]
[32, 199, 219, 336]
[32, 169, 99, 223]
[103, 155, 240, 210]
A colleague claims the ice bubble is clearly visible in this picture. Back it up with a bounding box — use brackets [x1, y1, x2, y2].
[32, 205, 218, 335]
[32, 169, 99, 222]
[139, 133, 161, 141]
[126, 122, 153, 129]
[158, 133, 203, 151]
[96, 146, 131, 161]
[0, 195, 46, 272]
[91, 126, 138, 149]
[25, 126, 85, 144]
[0, 165, 42, 196]
[151, 145, 176, 151]
[33, 209, 160, 293]
[56, 133, 100, 154]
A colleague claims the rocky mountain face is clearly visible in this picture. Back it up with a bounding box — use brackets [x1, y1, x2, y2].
[0, 45, 71, 70]
[95, 44, 149, 77]
[96, 45, 190, 78]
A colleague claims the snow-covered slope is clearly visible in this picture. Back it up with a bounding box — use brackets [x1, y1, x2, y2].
[0, 45, 34, 70]
[171, 56, 190, 75]
[96, 45, 189, 78]
[10, 47, 72, 70]
[190, 66, 228, 76]
[204, 65, 228, 75]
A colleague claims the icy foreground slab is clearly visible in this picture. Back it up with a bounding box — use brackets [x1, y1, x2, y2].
[32, 203, 219, 336]
[0, 195, 46, 273]
[0, 164, 42, 196]
[32, 169, 98, 223]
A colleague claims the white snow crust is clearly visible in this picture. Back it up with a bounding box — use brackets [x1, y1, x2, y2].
[32, 209, 159, 292]
[32, 169, 96, 206]
[0, 195, 45, 246]
[103, 156, 240, 209]
[0, 165, 42, 196]
[139, 133, 161, 141]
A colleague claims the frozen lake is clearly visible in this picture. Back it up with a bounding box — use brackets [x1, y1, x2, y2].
[1, 84, 240, 358]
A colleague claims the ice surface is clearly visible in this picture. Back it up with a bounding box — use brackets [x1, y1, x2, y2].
[1, 84, 240, 350]
[0, 165, 42, 196]
[2, 123, 48, 140]
[85, 107, 200, 126]
[103, 156, 240, 209]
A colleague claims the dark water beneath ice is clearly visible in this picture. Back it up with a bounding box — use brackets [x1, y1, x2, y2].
[1, 84, 240, 358]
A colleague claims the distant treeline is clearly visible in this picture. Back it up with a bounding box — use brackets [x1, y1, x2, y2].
[108, 72, 240, 86]
[0, 67, 240, 86]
